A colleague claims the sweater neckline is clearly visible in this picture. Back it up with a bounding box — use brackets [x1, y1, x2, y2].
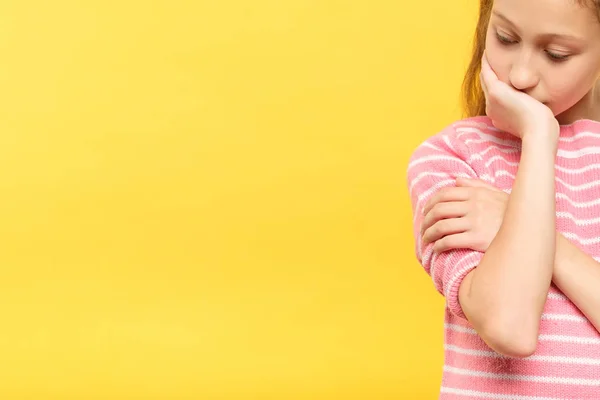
[466, 115, 600, 134]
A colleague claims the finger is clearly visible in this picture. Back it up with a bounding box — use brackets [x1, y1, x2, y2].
[422, 217, 470, 245]
[421, 201, 469, 235]
[433, 232, 481, 253]
[423, 187, 471, 216]
[456, 177, 501, 192]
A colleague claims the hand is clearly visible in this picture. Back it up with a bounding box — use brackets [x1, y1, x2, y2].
[421, 178, 508, 253]
[480, 52, 558, 139]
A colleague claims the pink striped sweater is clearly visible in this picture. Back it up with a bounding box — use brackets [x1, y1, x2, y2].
[407, 116, 600, 399]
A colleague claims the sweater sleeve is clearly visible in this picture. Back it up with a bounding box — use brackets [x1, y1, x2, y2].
[407, 125, 487, 321]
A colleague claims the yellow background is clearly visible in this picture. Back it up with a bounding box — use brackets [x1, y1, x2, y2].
[0, 0, 477, 398]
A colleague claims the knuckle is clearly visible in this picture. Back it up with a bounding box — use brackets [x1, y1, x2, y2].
[466, 213, 479, 228]
[438, 219, 450, 232]
[435, 237, 447, 252]
[432, 203, 444, 219]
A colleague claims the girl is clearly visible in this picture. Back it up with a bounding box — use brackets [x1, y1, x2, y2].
[408, 0, 600, 398]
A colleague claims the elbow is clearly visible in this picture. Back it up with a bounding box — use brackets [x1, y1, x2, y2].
[458, 270, 542, 358]
[481, 319, 538, 358]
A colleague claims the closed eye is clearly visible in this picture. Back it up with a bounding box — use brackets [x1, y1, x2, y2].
[545, 51, 570, 62]
[496, 32, 517, 45]
[495, 32, 571, 63]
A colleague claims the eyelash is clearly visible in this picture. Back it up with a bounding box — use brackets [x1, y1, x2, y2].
[495, 33, 571, 62]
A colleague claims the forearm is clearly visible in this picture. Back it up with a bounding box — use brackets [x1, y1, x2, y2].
[553, 233, 600, 333]
[460, 133, 557, 357]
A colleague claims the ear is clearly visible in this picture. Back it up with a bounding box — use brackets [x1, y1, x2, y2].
[456, 177, 500, 191]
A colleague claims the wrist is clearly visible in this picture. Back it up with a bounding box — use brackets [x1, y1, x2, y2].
[553, 232, 573, 279]
[521, 122, 560, 152]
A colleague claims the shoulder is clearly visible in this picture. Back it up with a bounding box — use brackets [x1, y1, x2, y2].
[420, 116, 517, 149]
[410, 116, 519, 161]
[408, 116, 519, 183]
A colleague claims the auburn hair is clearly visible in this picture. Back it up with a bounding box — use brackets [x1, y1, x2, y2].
[460, 0, 600, 118]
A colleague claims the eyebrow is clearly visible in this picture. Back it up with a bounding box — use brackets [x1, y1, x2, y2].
[492, 11, 585, 43]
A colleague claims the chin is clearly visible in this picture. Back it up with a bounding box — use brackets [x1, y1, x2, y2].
[548, 103, 566, 117]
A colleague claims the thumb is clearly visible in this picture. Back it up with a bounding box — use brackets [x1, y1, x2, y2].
[456, 177, 500, 191]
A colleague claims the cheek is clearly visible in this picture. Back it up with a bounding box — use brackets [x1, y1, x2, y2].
[545, 67, 599, 111]
[484, 38, 511, 84]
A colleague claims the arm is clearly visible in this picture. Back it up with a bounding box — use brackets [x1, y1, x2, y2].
[458, 132, 558, 358]
[552, 233, 600, 333]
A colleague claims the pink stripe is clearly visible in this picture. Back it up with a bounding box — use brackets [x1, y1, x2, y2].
[442, 368, 599, 399]
[446, 350, 600, 379]
[543, 296, 586, 315]
[409, 115, 600, 397]
[444, 325, 600, 358]
[446, 305, 597, 337]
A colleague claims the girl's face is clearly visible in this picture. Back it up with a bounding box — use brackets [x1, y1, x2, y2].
[486, 0, 600, 123]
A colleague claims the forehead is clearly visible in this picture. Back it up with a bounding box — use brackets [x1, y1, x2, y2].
[492, 0, 600, 35]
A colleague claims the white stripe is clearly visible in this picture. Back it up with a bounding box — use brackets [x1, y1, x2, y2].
[547, 292, 568, 301]
[444, 344, 504, 359]
[413, 179, 456, 223]
[445, 344, 600, 365]
[485, 155, 519, 169]
[562, 232, 600, 246]
[421, 247, 459, 296]
[445, 323, 600, 344]
[468, 145, 520, 163]
[437, 127, 600, 175]
[465, 137, 518, 148]
[484, 154, 600, 176]
[443, 135, 457, 153]
[559, 131, 600, 143]
[494, 169, 600, 193]
[408, 171, 471, 197]
[555, 177, 600, 192]
[444, 254, 481, 300]
[555, 163, 600, 174]
[407, 155, 474, 173]
[538, 334, 600, 345]
[454, 120, 502, 132]
[556, 192, 600, 208]
[456, 125, 600, 145]
[429, 251, 441, 293]
[557, 147, 600, 158]
[445, 323, 477, 334]
[457, 127, 521, 148]
[493, 169, 514, 179]
[415, 177, 456, 203]
[556, 212, 600, 227]
[469, 142, 600, 160]
[420, 141, 443, 152]
[541, 313, 588, 323]
[444, 365, 600, 385]
[420, 245, 434, 283]
[441, 387, 562, 400]
[479, 173, 495, 183]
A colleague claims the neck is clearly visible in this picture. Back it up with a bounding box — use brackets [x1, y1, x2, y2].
[557, 81, 600, 125]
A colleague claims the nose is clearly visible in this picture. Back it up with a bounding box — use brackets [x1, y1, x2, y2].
[509, 54, 539, 92]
